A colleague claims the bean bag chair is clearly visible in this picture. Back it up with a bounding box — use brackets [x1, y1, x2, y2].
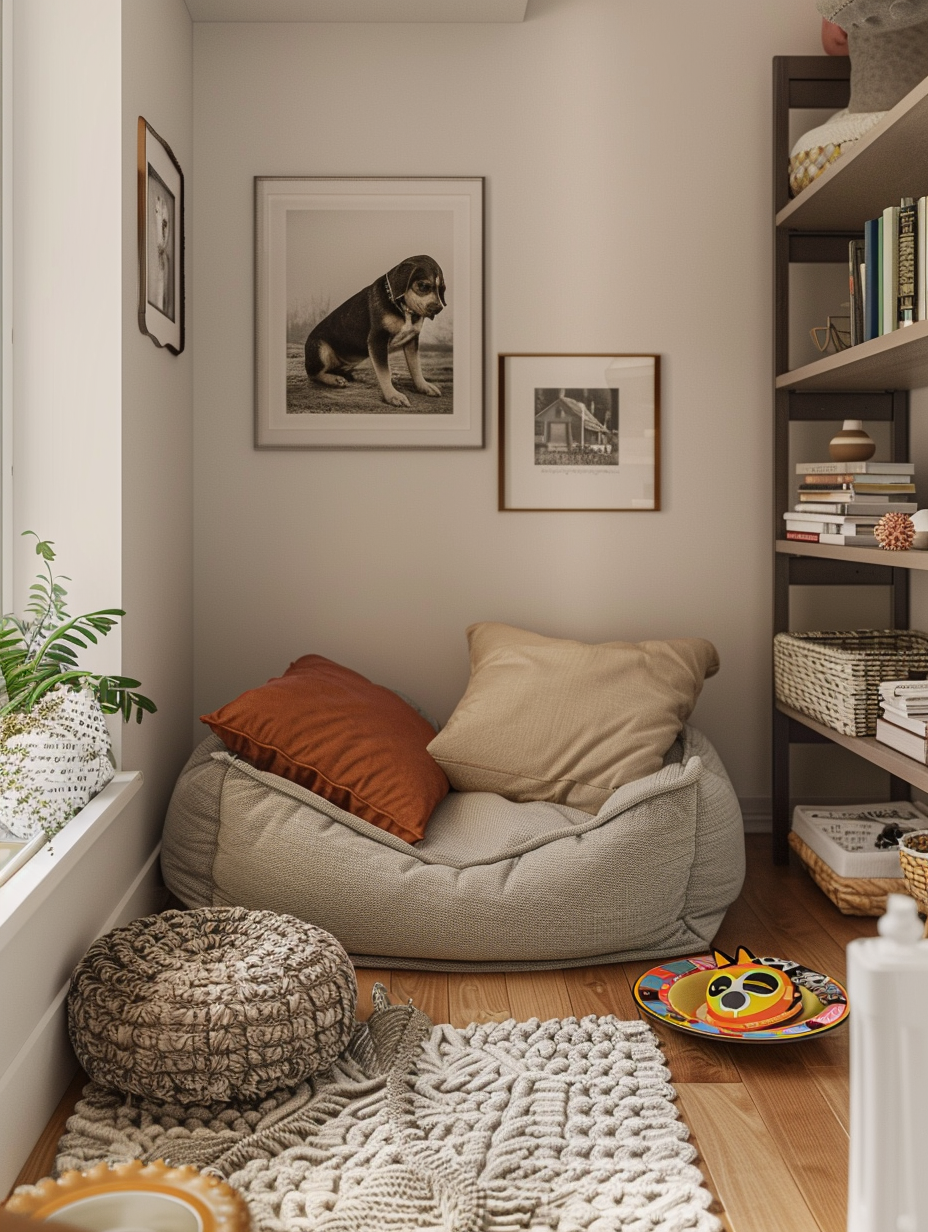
[160, 724, 745, 973]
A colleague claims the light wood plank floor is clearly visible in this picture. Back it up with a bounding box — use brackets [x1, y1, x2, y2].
[11, 836, 872, 1231]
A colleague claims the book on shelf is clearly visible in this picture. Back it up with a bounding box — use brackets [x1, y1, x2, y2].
[899, 197, 918, 327]
[799, 472, 914, 486]
[878, 212, 885, 335]
[878, 682, 928, 715]
[855, 197, 928, 342]
[796, 461, 914, 475]
[880, 705, 928, 734]
[785, 525, 876, 538]
[849, 238, 865, 346]
[797, 483, 915, 495]
[784, 531, 879, 545]
[798, 501, 916, 515]
[920, 195, 927, 322]
[793, 485, 916, 495]
[819, 533, 884, 546]
[864, 216, 881, 342]
[876, 717, 928, 763]
[783, 510, 879, 528]
[879, 680, 928, 699]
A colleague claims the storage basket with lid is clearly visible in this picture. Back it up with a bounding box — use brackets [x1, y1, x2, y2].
[773, 629, 928, 737]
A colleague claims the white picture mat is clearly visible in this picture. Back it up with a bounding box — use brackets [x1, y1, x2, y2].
[142, 129, 182, 352]
[255, 178, 483, 448]
[502, 355, 658, 510]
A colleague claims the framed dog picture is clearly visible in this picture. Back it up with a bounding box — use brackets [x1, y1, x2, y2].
[498, 354, 660, 511]
[255, 177, 484, 448]
[137, 117, 184, 355]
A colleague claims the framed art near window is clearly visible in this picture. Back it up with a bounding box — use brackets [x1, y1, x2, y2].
[137, 117, 184, 355]
[498, 353, 660, 511]
[255, 176, 484, 448]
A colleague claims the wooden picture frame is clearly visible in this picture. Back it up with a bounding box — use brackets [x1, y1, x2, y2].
[254, 176, 484, 449]
[137, 117, 184, 355]
[498, 353, 661, 511]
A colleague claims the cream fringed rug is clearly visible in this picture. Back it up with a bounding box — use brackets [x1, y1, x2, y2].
[50, 988, 720, 1232]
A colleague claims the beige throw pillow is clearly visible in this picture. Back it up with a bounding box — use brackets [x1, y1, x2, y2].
[428, 623, 719, 814]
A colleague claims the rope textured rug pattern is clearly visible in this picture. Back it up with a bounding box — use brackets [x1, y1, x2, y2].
[48, 989, 721, 1231]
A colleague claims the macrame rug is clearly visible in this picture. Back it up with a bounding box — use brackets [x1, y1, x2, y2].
[47, 988, 720, 1232]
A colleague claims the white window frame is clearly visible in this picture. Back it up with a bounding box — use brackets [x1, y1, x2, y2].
[0, 0, 12, 612]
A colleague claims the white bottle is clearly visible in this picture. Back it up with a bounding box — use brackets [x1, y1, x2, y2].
[847, 893, 928, 1232]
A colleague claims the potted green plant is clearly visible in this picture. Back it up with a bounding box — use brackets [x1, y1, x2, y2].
[0, 532, 155, 842]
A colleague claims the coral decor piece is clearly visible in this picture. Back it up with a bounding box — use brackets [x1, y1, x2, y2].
[874, 512, 915, 551]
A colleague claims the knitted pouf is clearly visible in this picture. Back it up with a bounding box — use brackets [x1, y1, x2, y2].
[67, 906, 357, 1106]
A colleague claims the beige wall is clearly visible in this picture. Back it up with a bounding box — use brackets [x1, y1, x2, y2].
[13, 0, 193, 840]
[191, 2, 824, 811]
[121, 0, 195, 836]
[12, 0, 123, 689]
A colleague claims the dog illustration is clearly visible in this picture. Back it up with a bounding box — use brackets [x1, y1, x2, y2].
[151, 190, 172, 315]
[304, 255, 446, 407]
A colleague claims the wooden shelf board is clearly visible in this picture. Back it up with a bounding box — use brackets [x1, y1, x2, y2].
[776, 73, 928, 233]
[776, 539, 928, 571]
[777, 703, 928, 792]
[776, 319, 928, 392]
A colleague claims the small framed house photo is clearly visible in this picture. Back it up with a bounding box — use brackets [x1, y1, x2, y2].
[498, 353, 660, 511]
[255, 176, 484, 449]
[137, 117, 184, 355]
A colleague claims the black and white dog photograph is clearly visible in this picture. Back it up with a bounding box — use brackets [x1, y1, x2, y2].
[147, 168, 176, 323]
[534, 388, 619, 467]
[286, 208, 454, 416]
[255, 177, 483, 449]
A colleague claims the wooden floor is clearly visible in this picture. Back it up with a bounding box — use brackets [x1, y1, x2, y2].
[11, 835, 872, 1232]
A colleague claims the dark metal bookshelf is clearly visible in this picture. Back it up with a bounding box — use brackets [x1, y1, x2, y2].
[772, 57, 915, 863]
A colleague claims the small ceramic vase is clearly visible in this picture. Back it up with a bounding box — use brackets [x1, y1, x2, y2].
[829, 419, 875, 462]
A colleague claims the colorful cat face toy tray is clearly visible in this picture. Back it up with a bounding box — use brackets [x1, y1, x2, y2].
[633, 947, 849, 1043]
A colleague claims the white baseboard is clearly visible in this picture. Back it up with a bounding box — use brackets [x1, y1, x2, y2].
[0, 776, 162, 1197]
[739, 798, 772, 833]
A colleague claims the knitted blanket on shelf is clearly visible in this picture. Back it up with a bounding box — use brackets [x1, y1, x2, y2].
[50, 987, 720, 1232]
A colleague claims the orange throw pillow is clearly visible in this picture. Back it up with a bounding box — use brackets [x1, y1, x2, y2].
[200, 655, 449, 844]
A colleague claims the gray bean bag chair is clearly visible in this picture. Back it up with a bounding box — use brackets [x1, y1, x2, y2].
[160, 725, 745, 972]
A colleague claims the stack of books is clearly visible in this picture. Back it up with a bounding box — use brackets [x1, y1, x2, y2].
[784, 461, 916, 545]
[876, 680, 928, 762]
[849, 196, 926, 344]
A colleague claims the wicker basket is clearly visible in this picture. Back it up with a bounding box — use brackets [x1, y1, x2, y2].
[899, 830, 928, 912]
[774, 629, 928, 736]
[789, 831, 909, 915]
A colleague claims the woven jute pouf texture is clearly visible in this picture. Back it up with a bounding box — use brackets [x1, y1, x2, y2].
[67, 906, 357, 1106]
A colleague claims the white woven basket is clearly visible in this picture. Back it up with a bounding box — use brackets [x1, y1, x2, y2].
[774, 629, 928, 737]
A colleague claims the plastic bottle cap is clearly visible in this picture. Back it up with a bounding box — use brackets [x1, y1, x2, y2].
[877, 892, 923, 945]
